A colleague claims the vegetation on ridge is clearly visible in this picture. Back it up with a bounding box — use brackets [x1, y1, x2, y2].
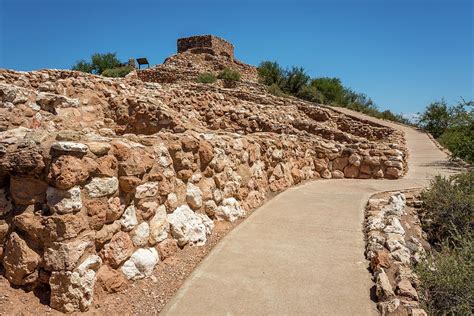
[72, 52, 132, 77]
[257, 61, 411, 125]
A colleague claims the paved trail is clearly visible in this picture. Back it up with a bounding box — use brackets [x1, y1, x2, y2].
[162, 107, 459, 315]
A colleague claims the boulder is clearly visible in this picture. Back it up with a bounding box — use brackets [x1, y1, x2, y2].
[48, 156, 90, 190]
[100, 231, 134, 268]
[121, 248, 159, 280]
[149, 205, 169, 245]
[49, 255, 101, 313]
[131, 222, 150, 247]
[167, 205, 212, 246]
[215, 197, 245, 222]
[3, 232, 41, 286]
[186, 182, 203, 210]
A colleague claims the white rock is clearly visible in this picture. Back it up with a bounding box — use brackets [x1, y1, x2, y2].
[384, 192, 406, 216]
[391, 248, 411, 264]
[47, 186, 82, 214]
[51, 141, 88, 153]
[384, 217, 405, 235]
[132, 222, 150, 247]
[167, 205, 212, 246]
[121, 248, 159, 280]
[154, 143, 173, 167]
[0, 188, 13, 216]
[197, 213, 214, 235]
[186, 182, 202, 210]
[149, 205, 169, 245]
[215, 198, 245, 222]
[85, 177, 118, 198]
[166, 192, 178, 209]
[120, 204, 138, 231]
[135, 182, 159, 199]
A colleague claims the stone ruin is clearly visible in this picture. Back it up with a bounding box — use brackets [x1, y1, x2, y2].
[177, 35, 235, 60]
[0, 35, 408, 312]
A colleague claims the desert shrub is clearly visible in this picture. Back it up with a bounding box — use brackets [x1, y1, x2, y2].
[416, 235, 473, 315]
[267, 83, 287, 97]
[72, 52, 122, 75]
[418, 100, 451, 138]
[218, 68, 241, 82]
[196, 72, 217, 84]
[282, 66, 310, 95]
[258, 61, 285, 86]
[419, 170, 473, 246]
[102, 66, 133, 78]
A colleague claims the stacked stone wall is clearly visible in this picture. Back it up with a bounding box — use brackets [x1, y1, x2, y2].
[177, 35, 234, 60]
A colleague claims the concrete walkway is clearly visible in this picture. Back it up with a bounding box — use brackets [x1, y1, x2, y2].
[162, 108, 459, 315]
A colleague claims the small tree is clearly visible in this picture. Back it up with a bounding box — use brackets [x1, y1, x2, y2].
[218, 68, 241, 87]
[196, 72, 217, 84]
[417, 100, 451, 138]
[282, 66, 310, 95]
[72, 52, 122, 75]
[258, 61, 285, 86]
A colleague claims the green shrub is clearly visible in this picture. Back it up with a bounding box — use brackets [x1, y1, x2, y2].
[102, 66, 133, 78]
[196, 72, 217, 84]
[258, 61, 285, 86]
[419, 170, 473, 246]
[72, 52, 122, 75]
[267, 83, 287, 97]
[282, 66, 310, 95]
[218, 68, 241, 82]
[416, 235, 473, 315]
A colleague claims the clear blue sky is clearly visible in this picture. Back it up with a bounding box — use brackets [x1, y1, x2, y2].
[0, 0, 472, 116]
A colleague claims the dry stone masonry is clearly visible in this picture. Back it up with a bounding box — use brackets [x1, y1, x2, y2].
[0, 35, 407, 312]
[365, 191, 428, 316]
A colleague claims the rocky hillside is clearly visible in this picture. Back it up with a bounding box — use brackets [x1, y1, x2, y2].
[0, 36, 407, 312]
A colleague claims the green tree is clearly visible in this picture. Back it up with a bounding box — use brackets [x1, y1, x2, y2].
[310, 77, 347, 105]
[258, 61, 285, 86]
[282, 66, 310, 95]
[418, 100, 451, 138]
[72, 52, 122, 75]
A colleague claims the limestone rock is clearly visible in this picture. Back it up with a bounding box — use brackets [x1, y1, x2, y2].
[49, 255, 101, 313]
[135, 181, 159, 199]
[120, 204, 138, 231]
[215, 197, 245, 222]
[167, 205, 212, 246]
[46, 186, 82, 214]
[186, 182, 203, 210]
[85, 177, 119, 198]
[149, 205, 169, 245]
[131, 222, 150, 247]
[44, 234, 94, 271]
[51, 141, 88, 153]
[375, 269, 395, 300]
[121, 248, 159, 280]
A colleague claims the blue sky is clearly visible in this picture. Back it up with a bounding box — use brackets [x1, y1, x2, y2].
[0, 0, 472, 116]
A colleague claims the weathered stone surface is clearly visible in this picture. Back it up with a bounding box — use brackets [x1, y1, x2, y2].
[168, 205, 213, 246]
[49, 255, 101, 313]
[48, 156, 91, 190]
[3, 232, 41, 286]
[120, 204, 138, 231]
[46, 186, 82, 214]
[44, 234, 94, 271]
[397, 279, 418, 300]
[215, 197, 245, 222]
[376, 269, 395, 300]
[0, 188, 13, 216]
[86, 199, 107, 230]
[85, 177, 119, 198]
[135, 181, 159, 199]
[88, 142, 111, 156]
[51, 141, 88, 153]
[100, 231, 134, 268]
[10, 177, 47, 205]
[96, 264, 128, 293]
[156, 238, 178, 260]
[186, 182, 202, 210]
[121, 248, 159, 280]
[131, 222, 150, 247]
[149, 205, 169, 245]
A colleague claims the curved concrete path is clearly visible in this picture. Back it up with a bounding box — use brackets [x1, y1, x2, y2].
[162, 108, 459, 315]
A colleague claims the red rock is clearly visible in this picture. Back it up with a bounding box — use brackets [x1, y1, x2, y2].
[198, 140, 214, 167]
[100, 231, 134, 268]
[10, 177, 47, 205]
[48, 156, 90, 190]
[156, 238, 178, 260]
[85, 199, 107, 230]
[370, 249, 392, 271]
[95, 265, 128, 293]
[3, 232, 41, 286]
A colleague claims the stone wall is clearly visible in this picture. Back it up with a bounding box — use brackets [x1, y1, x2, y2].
[0, 65, 407, 312]
[177, 35, 234, 60]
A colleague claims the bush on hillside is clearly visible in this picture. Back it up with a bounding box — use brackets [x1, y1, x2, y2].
[267, 83, 287, 97]
[196, 72, 217, 84]
[419, 170, 473, 246]
[218, 68, 241, 87]
[416, 235, 473, 315]
[281, 66, 310, 95]
[258, 61, 285, 86]
[102, 66, 133, 78]
[418, 99, 473, 162]
[72, 52, 122, 75]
